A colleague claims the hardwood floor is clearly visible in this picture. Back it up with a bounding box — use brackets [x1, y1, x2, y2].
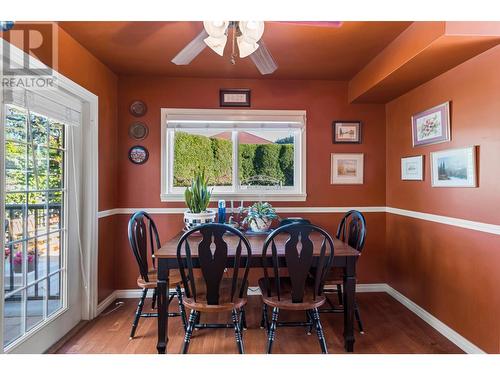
[56, 293, 463, 354]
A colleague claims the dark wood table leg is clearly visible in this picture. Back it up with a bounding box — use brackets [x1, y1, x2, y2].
[156, 258, 169, 354]
[343, 258, 356, 352]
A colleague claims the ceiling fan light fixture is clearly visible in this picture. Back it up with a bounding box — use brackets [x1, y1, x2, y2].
[239, 21, 264, 37]
[203, 21, 229, 37]
[237, 37, 259, 58]
[237, 21, 265, 58]
[203, 21, 230, 56]
[204, 35, 228, 56]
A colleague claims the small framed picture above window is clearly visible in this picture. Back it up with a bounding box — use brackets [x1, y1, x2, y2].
[401, 155, 424, 181]
[220, 89, 251, 107]
[332, 121, 362, 144]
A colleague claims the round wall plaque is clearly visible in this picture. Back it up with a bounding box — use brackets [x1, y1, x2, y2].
[129, 100, 147, 117]
[128, 122, 149, 140]
[128, 145, 149, 165]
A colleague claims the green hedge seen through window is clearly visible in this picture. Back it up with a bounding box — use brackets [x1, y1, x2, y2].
[173, 131, 294, 187]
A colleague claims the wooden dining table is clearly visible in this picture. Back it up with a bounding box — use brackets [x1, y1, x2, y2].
[154, 230, 360, 354]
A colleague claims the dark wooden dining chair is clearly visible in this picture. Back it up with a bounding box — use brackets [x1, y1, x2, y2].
[177, 223, 252, 354]
[321, 210, 367, 334]
[128, 211, 187, 339]
[259, 223, 334, 354]
[279, 217, 311, 226]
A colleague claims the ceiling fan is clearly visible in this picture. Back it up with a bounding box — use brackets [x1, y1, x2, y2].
[171, 21, 343, 75]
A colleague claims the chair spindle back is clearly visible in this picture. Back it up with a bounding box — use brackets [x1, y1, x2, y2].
[336, 210, 367, 252]
[177, 223, 252, 305]
[128, 211, 161, 283]
[261, 223, 334, 303]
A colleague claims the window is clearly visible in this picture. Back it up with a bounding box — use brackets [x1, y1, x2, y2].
[161, 109, 306, 201]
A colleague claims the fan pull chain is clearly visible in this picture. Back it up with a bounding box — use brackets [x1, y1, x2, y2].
[231, 25, 237, 65]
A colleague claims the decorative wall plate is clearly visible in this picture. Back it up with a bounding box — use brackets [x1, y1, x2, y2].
[128, 122, 149, 140]
[128, 145, 149, 165]
[129, 100, 147, 117]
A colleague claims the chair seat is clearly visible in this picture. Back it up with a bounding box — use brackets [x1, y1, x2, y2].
[136, 268, 183, 289]
[183, 277, 248, 312]
[258, 277, 326, 311]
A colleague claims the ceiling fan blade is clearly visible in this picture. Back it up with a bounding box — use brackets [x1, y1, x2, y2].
[271, 21, 343, 28]
[250, 40, 278, 75]
[171, 30, 208, 65]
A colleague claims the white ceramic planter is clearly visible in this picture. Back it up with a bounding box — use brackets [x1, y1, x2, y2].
[184, 210, 216, 230]
[249, 217, 272, 233]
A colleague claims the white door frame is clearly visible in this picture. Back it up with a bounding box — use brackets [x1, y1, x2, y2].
[0, 39, 99, 353]
[0, 63, 5, 351]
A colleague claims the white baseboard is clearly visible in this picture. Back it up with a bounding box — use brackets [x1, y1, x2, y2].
[96, 288, 179, 315]
[354, 283, 387, 292]
[96, 283, 485, 354]
[383, 284, 485, 354]
[96, 291, 118, 316]
[116, 289, 156, 299]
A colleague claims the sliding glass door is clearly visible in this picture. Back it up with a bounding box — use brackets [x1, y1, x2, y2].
[3, 104, 68, 348]
[2, 88, 84, 353]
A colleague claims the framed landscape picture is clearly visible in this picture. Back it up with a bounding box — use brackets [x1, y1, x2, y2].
[401, 155, 424, 181]
[331, 153, 364, 184]
[430, 146, 477, 187]
[333, 121, 362, 143]
[411, 102, 450, 147]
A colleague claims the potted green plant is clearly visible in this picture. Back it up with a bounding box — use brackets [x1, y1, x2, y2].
[184, 169, 216, 230]
[243, 202, 278, 233]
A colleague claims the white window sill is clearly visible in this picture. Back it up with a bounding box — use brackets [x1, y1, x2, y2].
[160, 193, 307, 202]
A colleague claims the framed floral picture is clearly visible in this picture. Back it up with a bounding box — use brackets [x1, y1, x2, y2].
[430, 146, 477, 188]
[411, 102, 450, 147]
[332, 121, 362, 143]
[331, 153, 364, 184]
[401, 155, 424, 181]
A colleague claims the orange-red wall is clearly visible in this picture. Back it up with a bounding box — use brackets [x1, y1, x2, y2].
[385, 45, 500, 353]
[114, 77, 388, 288]
[57, 28, 119, 213]
[56, 28, 119, 303]
[117, 77, 386, 208]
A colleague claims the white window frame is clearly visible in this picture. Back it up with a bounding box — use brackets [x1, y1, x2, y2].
[160, 108, 307, 202]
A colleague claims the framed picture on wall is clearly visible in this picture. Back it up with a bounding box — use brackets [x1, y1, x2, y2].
[331, 153, 364, 184]
[332, 121, 362, 143]
[219, 89, 251, 107]
[411, 101, 451, 147]
[401, 155, 424, 181]
[430, 146, 477, 187]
